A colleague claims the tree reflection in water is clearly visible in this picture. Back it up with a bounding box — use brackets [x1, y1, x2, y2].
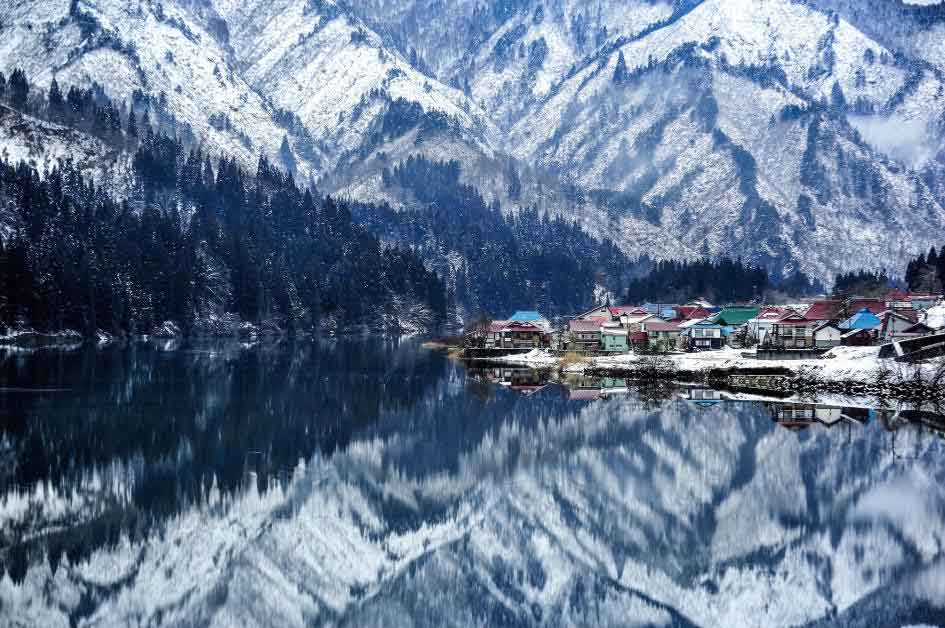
[0, 343, 943, 626]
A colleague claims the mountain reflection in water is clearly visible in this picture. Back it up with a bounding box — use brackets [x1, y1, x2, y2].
[1, 341, 943, 627]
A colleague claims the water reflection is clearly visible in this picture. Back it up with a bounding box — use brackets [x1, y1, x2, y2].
[0, 344, 943, 627]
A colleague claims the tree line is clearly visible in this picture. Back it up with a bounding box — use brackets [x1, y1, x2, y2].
[0, 73, 446, 336]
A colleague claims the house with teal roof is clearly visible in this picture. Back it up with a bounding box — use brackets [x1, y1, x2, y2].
[507, 311, 551, 331]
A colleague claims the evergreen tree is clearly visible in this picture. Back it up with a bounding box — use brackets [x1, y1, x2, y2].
[47, 78, 65, 118]
[8, 68, 29, 110]
[613, 51, 630, 85]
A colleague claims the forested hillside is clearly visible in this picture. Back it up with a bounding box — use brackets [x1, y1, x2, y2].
[359, 154, 638, 317]
[0, 71, 446, 337]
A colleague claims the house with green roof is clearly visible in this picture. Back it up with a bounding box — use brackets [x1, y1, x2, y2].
[711, 306, 760, 327]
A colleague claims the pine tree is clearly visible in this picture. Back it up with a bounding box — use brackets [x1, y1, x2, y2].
[47, 78, 65, 118]
[279, 135, 297, 175]
[8, 68, 29, 110]
[613, 51, 629, 85]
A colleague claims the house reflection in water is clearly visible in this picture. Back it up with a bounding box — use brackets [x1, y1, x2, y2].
[565, 376, 630, 401]
[767, 403, 881, 432]
[481, 367, 552, 397]
[679, 387, 724, 409]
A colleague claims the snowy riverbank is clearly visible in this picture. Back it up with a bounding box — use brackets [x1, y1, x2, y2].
[471, 346, 945, 394]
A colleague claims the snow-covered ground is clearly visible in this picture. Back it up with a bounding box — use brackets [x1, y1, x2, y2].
[477, 346, 944, 384]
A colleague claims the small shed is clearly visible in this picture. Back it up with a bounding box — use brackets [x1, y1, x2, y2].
[841, 328, 876, 347]
[811, 322, 842, 348]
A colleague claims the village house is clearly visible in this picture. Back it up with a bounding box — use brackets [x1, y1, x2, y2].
[497, 321, 547, 349]
[574, 305, 614, 321]
[769, 312, 817, 349]
[877, 310, 920, 342]
[746, 307, 791, 345]
[641, 320, 682, 348]
[685, 321, 724, 350]
[483, 320, 508, 349]
[601, 327, 630, 352]
[908, 293, 943, 310]
[841, 328, 877, 347]
[803, 299, 845, 322]
[567, 320, 604, 352]
[508, 311, 552, 331]
[712, 306, 760, 328]
[839, 308, 882, 333]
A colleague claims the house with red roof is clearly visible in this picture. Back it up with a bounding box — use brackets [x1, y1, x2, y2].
[846, 299, 887, 317]
[803, 300, 844, 322]
[675, 305, 711, 321]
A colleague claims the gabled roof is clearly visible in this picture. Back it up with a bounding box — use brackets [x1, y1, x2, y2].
[569, 320, 603, 332]
[678, 318, 707, 328]
[643, 321, 681, 332]
[488, 321, 510, 332]
[509, 311, 545, 322]
[676, 306, 711, 320]
[848, 299, 886, 316]
[750, 307, 790, 322]
[712, 306, 760, 326]
[839, 308, 882, 330]
[902, 322, 934, 334]
[504, 323, 544, 333]
[841, 328, 875, 339]
[804, 300, 844, 321]
[811, 321, 840, 333]
[885, 288, 910, 301]
[601, 327, 629, 336]
[609, 306, 648, 316]
[879, 309, 918, 323]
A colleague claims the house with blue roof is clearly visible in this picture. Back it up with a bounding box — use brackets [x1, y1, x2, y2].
[839, 308, 881, 331]
[507, 311, 551, 331]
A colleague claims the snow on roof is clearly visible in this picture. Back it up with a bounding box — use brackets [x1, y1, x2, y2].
[601, 327, 629, 336]
[925, 304, 945, 329]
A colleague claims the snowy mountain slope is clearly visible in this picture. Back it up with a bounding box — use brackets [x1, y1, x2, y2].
[0, 0, 326, 179]
[213, 0, 499, 182]
[1, 0, 944, 282]
[501, 0, 945, 279]
[0, 104, 125, 182]
[2, 392, 942, 626]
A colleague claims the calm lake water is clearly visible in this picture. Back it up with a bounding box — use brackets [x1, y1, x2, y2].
[0, 340, 943, 627]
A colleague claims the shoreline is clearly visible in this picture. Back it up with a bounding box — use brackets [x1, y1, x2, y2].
[465, 346, 945, 402]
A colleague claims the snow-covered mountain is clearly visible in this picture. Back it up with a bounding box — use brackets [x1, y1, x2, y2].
[2, 378, 943, 626]
[2, 0, 945, 282]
